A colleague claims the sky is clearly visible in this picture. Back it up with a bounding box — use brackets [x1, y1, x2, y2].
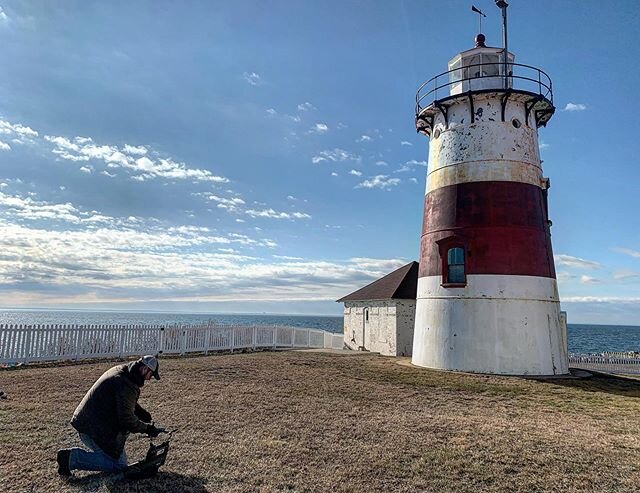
[0, 1, 639, 323]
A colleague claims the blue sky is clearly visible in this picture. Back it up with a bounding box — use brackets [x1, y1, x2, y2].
[0, 1, 639, 323]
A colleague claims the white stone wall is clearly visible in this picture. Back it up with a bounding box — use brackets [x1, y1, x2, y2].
[395, 300, 416, 357]
[343, 300, 416, 356]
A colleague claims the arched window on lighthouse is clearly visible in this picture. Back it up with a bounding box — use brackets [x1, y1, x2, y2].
[446, 247, 466, 284]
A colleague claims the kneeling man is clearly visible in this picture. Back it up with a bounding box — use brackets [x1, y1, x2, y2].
[56, 355, 162, 475]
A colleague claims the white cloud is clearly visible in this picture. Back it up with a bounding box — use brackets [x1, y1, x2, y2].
[0, 191, 81, 223]
[206, 194, 246, 212]
[0, 7, 7, 23]
[123, 144, 147, 155]
[0, 120, 38, 137]
[349, 169, 362, 177]
[266, 108, 277, 116]
[0, 222, 412, 303]
[614, 247, 640, 259]
[375, 160, 388, 166]
[564, 103, 587, 112]
[400, 141, 413, 146]
[356, 175, 401, 190]
[357, 135, 372, 142]
[44, 134, 229, 183]
[0, 141, 10, 151]
[101, 170, 116, 178]
[243, 72, 262, 86]
[309, 123, 328, 134]
[554, 254, 601, 269]
[394, 165, 411, 173]
[245, 208, 312, 220]
[311, 148, 360, 164]
[273, 255, 304, 261]
[287, 195, 297, 201]
[79, 166, 92, 173]
[409, 178, 418, 184]
[539, 142, 550, 150]
[286, 114, 301, 123]
[331, 172, 338, 177]
[405, 159, 427, 167]
[556, 271, 576, 282]
[613, 270, 640, 280]
[297, 102, 315, 112]
[562, 296, 640, 303]
[580, 275, 601, 285]
[349, 257, 407, 272]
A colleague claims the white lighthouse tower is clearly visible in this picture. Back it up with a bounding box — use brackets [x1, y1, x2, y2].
[412, 3, 568, 375]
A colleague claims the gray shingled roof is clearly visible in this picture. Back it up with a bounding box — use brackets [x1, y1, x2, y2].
[336, 261, 419, 302]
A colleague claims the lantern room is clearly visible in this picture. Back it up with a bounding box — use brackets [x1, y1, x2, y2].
[448, 34, 515, 95]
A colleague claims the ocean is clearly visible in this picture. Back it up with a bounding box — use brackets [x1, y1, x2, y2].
[0, 310, 638, 355]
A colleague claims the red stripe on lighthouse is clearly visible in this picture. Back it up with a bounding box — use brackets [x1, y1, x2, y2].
[418, 181, 556, 279]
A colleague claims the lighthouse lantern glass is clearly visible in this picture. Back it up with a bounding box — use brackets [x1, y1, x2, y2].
[449, 49, 514, 96]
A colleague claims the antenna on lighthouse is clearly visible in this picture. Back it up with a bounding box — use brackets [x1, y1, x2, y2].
[471, 5, 486, 33]
[495, 0, 509, 89]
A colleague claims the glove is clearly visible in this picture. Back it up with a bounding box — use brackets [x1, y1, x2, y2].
[135, 405, 152, 423]
[146, 424, 165, 438]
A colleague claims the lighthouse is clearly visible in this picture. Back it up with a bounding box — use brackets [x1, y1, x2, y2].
[412, 3, 568, 375]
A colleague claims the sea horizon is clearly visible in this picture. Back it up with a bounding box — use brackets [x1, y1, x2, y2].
[1, 308, 639, 355]
[1, 306, 639, 328]
[0, 306, 342, 318]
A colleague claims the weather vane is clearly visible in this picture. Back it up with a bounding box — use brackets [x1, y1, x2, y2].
[471, 5, 486, 33]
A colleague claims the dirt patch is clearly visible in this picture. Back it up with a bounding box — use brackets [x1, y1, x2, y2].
[1, 351, 639, 492]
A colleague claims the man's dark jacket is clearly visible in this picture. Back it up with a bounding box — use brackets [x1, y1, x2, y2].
[71, 361, 151, 458]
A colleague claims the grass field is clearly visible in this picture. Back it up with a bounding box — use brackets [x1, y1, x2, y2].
[1, 350, 639, 492]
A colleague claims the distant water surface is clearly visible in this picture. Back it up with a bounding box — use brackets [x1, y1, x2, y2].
[0, 310, 343, 333]
[1, 310, 638, 354]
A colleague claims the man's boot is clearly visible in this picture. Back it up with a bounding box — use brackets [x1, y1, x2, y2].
[56, 449, 72, 476]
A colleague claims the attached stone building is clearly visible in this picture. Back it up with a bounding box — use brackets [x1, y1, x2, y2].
[337, 262, 418, 356]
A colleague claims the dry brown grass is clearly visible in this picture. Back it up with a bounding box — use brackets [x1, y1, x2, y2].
[1, 350, 640, 493]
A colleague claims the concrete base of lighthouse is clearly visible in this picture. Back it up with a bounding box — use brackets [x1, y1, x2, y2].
[411, 275, 569, 376]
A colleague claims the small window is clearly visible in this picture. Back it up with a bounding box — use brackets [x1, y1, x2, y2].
[365, 308, 369, 322]
[446, 247, 465, 284]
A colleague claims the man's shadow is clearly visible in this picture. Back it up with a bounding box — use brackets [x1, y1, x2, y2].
[67, 470, 209, 493]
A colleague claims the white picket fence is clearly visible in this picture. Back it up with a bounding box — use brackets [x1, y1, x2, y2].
[0, 323, 345, 366]
[569, 352, 640, 375]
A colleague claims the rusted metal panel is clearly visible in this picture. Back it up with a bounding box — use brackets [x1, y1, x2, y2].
[418, 181, 555, 279]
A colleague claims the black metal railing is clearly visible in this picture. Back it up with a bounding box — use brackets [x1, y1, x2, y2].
[416, 62, 553, 115]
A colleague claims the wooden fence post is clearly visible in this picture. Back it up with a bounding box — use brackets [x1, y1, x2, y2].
[23, 325, 32, 364]
[74, 325, 82, 361]
[118, 327, 126, 358]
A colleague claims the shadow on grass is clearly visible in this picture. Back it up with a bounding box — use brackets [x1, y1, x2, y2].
[67, 470, 208, 493]
[544, 372, 640, 398]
